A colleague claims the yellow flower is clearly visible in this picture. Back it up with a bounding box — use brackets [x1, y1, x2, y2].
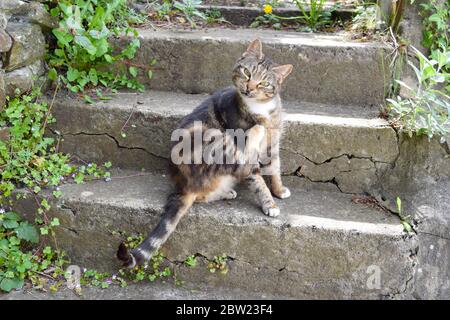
[263, 4, 273, 15]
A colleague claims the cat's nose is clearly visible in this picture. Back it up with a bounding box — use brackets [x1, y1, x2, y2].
[247, 80, 258, 91]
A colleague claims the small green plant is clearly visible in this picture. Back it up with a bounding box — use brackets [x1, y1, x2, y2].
[207, 254, 229, 275]
[419, 0, 449, 52]
[148, 0, 220, 28]
[0, 210, 67, 292]
[173, 0, 207, 28]
[184, 254, 197, 267]
[46, 0, 153, 100]
[351, 4, 377, 32]
[0, 90, 111, 292]
[204, 8, 227, 25]
[250, 13, 282, 30]
[291, 0, 336, 30]
[252, 0, 338, 31]
[396, 197, 413, 233]
[387, 46, 450, 140]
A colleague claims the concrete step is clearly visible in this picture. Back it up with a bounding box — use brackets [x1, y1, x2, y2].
[14, 170, 417, 299]
[132, 4, 356, 26]
[114, 28, 389, 106]
[49, 90, 398, 194]
[194, 0, 357, 9]
[1, 281, 286, 300]
[193, 5, 355, 26]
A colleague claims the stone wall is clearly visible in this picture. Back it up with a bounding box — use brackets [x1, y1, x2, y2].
[0, 0, 57, 108]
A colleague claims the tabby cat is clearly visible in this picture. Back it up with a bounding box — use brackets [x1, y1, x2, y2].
[117, 39, 293, 268]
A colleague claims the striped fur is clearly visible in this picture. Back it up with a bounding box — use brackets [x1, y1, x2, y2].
[117, 39, 293, 268]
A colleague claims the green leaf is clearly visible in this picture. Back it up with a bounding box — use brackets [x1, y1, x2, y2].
[74, 35, 97, 55]
[396, 197, 402, 214]
[104, 54, 113, 63]
[84, 95, 94, 104]
[67, 68, 80, 82]
[2, 220, 19, 229]
[147, 70, 153, 79]
[16, 222, 39, 243]
[129, 66, 138, 78]
[53, 29, 73, 47]
[0, 278, 24, 292]
[50, 7, 60, 17]
[5, 212, 20, 221]
[48, 68, 58, 81]
[401, 221, 412, 233]
[50, 218, 60, 227]
[89, 68, 98, 86]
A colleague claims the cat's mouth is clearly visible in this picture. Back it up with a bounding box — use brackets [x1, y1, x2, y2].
[240, 90, 256, 98]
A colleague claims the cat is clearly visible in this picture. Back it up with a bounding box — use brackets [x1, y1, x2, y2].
[117, 39, 293, 268]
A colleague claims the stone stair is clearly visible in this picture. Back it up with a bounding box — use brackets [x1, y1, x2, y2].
[15, 170, 416, 299]
[50, 90, 397, 194]
[26, 22, 421, 299]
[114, 28, 389, 106]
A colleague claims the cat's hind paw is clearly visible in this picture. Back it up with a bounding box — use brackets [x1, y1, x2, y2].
[224, 189, 238, 200]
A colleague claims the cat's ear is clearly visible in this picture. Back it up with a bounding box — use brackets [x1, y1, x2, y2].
[272, 64, 293, 84]
[243, 39, 264, 60]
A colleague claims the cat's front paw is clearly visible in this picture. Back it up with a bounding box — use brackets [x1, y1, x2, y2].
[262, 204, 280, 217]
[274, 186, 291, 199]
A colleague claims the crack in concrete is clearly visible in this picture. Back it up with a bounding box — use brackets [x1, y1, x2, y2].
[52, 129, 168, 161]
[417, 231, 450, 241]
[297, 171, 347, 193]
[281, 146, 393, 166]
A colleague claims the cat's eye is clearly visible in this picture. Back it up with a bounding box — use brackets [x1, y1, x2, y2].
[258, 81, 273, 90]
[241, 68, 251, 78]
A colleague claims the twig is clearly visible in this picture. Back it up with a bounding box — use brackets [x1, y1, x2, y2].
[41, 82, 60, 135]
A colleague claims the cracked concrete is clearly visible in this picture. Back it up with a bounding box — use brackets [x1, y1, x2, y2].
[45, 90, 450, 298]
[49, 91, 398, 194]
[370, 134, 450, 299]
[13, 171, 417, 299]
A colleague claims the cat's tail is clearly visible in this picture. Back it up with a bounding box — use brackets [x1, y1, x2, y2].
[117, 191, 196, 268]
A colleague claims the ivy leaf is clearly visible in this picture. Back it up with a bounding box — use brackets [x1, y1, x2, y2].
[40, 227, 49, 235]
[0, 278, 24, 292]
[67, 68, 80, 82]
[50, 218, 60, 227]
[16, 222, 39, 243]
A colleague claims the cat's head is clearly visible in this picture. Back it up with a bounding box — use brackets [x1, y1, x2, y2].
[232, 39, 293, 101]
